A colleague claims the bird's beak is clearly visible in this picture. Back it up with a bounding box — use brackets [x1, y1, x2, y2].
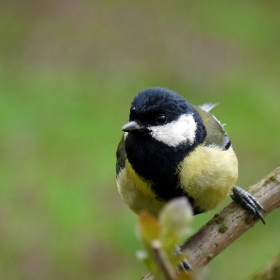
[121, 121, 146, 132]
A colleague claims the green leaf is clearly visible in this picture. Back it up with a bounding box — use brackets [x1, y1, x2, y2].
[137, 211, 161, 246]
[159, 198, 193, 250]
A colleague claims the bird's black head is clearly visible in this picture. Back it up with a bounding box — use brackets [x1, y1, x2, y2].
[129, 87, 191, 127]
[122, 87, 206, 201]
[123, 87, 206, 147]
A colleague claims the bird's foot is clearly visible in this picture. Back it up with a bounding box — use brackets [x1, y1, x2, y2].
[175, 245, 192, 272]
[231, 186, 265, 224]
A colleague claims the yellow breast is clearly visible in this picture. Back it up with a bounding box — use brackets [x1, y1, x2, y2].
[178, 145, 238, 212]
[116, 160, 165, 217]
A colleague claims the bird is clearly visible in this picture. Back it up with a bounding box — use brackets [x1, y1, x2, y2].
[116, 87, 265, 224]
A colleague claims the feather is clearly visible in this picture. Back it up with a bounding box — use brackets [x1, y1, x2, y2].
[198, 102, 219, 112]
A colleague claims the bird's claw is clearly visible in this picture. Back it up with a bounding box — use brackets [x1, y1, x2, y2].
[175, 245, 192, 272]
[231, 186, 265, 224]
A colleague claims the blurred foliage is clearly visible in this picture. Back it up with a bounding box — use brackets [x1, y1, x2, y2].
[0, 0, 279, 279]
[137, 198, 193, 280]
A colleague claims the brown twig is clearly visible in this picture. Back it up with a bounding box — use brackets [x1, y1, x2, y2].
[151, 240, 177, 280]
[143, 167, 280, 280]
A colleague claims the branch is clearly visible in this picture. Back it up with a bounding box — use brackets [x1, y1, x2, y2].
[143, 167, 280, 280]
[252, 254, 280, 280]
[151, 240, 177, 280]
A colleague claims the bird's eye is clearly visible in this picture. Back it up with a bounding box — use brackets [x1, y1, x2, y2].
[156, 114, 167, 125]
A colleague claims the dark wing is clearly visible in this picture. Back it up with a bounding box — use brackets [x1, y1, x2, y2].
[116, 136, 126, 176]
[194, 105, 232, 151]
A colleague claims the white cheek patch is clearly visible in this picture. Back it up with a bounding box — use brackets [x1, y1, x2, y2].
[149, 114, 197, 147]
[124, 132, 128, 139]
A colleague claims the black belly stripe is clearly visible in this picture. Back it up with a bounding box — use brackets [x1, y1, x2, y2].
[151, 177, 202, 215]
[151, 175, 183, 202]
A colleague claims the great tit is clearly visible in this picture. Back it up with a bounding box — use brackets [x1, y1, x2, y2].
[116, 87, 264, 223]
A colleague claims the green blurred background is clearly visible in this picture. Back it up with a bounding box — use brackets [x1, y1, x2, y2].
[0, 1, 279, 279]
